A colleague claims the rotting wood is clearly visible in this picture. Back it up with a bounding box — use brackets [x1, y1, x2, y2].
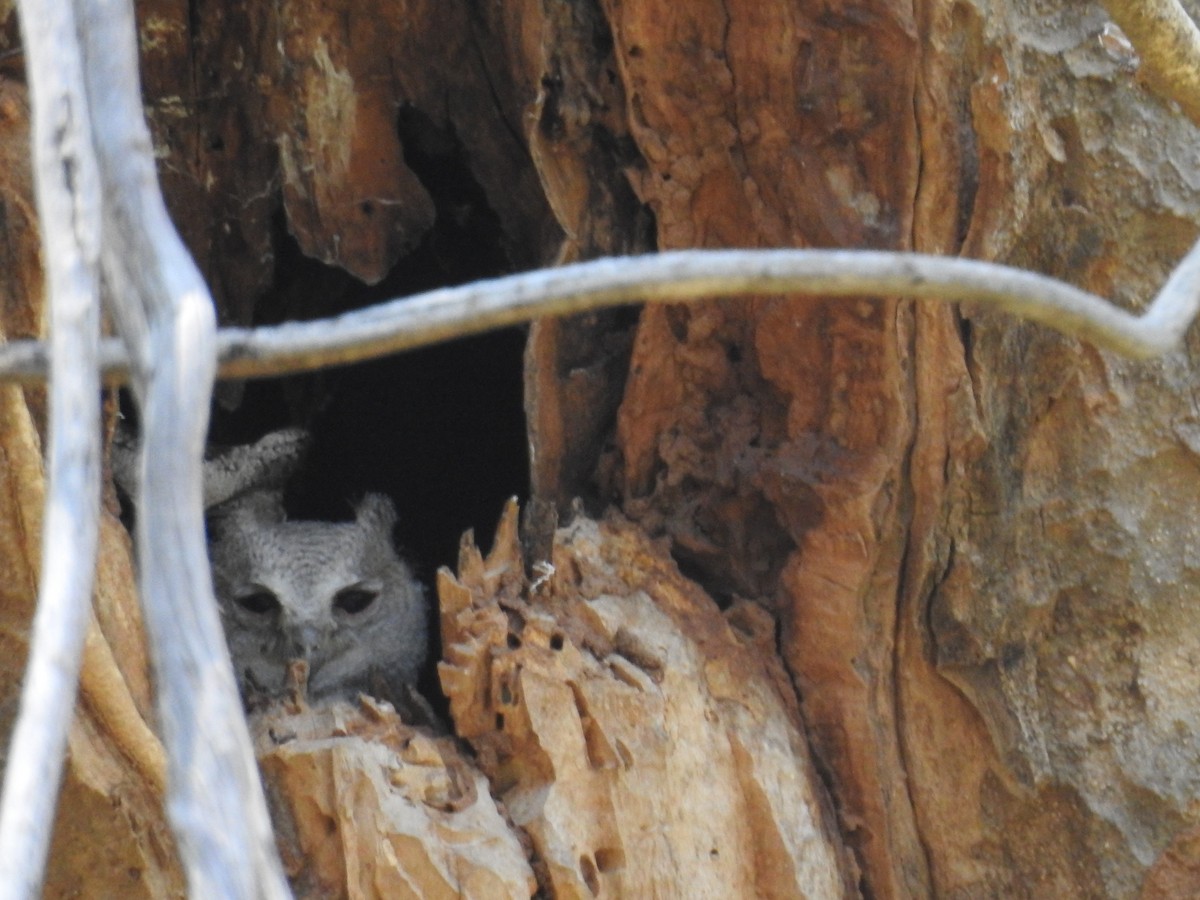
[439, 500, 854, 898]
[250, 698, 536, 900]
[1098, 0, 1200, 125]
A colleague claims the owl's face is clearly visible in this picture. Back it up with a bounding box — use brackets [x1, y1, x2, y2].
[209, 493, 427, 702]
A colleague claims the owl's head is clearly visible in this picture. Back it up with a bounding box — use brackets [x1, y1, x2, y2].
[210, 492, 427, 701]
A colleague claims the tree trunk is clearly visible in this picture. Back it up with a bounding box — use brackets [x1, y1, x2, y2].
[1, 0, 1198, 897]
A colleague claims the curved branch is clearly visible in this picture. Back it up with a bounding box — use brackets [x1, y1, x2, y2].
[1100, 0, 1200, 126]
[3, 238, 1200, 387]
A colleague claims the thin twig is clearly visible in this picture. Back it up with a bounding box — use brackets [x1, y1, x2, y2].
[1100, 0, 1200, 126]
[75, 0, 291, 893]
[0, 0, 102, 895]
[2, 239, 1199, 388]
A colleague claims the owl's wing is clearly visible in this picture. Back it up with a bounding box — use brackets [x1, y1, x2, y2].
[203, 427, 311, 509]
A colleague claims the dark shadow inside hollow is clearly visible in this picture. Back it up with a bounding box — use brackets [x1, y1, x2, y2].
[205, 109, 533, 709]
[211, 215, 528, 572]
[209, 275, 529, 715]
[210, 334, 528, 713]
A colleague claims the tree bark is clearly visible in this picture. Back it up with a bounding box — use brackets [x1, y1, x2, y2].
[1, 0, 1198, 897]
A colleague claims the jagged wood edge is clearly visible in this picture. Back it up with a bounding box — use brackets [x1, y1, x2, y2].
[2, 240, 1200, 388]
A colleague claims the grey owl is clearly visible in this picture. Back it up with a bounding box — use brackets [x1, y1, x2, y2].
[209, 490, 429, 704]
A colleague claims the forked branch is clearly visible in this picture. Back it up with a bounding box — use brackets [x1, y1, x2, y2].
[0, 0, 290, 896]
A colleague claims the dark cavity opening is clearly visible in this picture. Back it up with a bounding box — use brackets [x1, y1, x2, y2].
[208, 107, 535, 711]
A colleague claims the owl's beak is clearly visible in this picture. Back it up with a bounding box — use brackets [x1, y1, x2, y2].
[291, 624, 324, 660]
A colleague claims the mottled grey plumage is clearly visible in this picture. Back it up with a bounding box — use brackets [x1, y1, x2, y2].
[115, 422, 429, 705]
[209, 490, 428, 704]
[111, 423, 311, 510]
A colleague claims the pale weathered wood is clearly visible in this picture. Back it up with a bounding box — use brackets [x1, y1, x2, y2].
[0, 0, 290, 894]
[250, 698, 536, 899]
[0, 0, 103, 892]
[439, 500, 853, 898]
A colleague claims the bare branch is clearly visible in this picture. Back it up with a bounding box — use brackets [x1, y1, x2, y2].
[1100, 0, 1200, 126]
[202, 243, 1193, 374]
[3, 238, 1199, 389]
[74, 0, 291, 894]
[0, 0, 102, 894]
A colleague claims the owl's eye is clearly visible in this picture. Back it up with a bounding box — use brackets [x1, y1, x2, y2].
[235, 589, 281, 616]
[333, 585, 378, 615]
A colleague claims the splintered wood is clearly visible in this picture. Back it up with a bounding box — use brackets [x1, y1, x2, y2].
[439, 500, 849, 898]
[251, 698, 535, 899]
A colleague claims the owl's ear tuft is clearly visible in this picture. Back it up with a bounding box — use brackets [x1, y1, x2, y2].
[355, 493, 398, 540]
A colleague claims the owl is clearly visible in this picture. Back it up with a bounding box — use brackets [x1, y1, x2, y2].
[208, 490, 429, 705]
